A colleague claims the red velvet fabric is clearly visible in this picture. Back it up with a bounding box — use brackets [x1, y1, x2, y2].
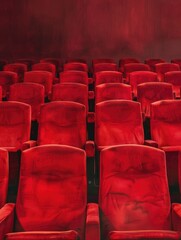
[95, 100, 144, 149]
[164, 71, 181, 98]
[0, 148, 8, 208]
[0, 71, 18, 98]
[172, 203, 181, 231]
[32, 63, 56, 77]
[129, 71, 158, 97]
[124, 63, 150, 82]
[92, 59, 115, 65]
[60, 71, 89, 85]
[15, 59, 37, 71]
[40, 58, 62, 73]
[0, 101, 31, 151]
[63, 63, 88, 72]
[119, 58, 140, 73]
[95, 71, 123, 86]
[171, 59, 181, 68]
[3, 63, 27, 82]
[15, 145, 86, 239]
[99, 145, 172, 239]
[51, 83, 88, 113]
[37, 101, 86, 148]
[95, 83, 132, 103]
[93, 63, 118, 73]
[9, 83, 45, 121]
[137, 82, 173, 118]
[0, 86, 2, 101]
[155, 63, 180, 82]
[145, 58, 165, 72]
[24, 71, 53, 97]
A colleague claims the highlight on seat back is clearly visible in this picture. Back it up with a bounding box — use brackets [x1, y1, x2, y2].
[14, 59, 37, 71]
[119, 58, 140, 72]
[129, 71, 158, 97]
[60, 71, 89, 85]
[95, 100, 144, 149]
[0, 148, 8, 208]
[93, 63, 118, 73]
[99, 144, 172, 239]
[145, 58, 165, 71]
[95, 83, 132, 103]
[9, 82, 45, 121]
[12, 145, 87, 239]
[3, 63, 27, 82]
[38, 101, 86, 148]
[0, 71, 18, 98]
[137, 82, 173, 118]
[124, 63, 150, 82]
[0, 101, 31, 151]
[63, 62, 88, 72]
[164, 71, 181, 98]
[24, 71, 53, 97]
[32, 63, 56, 77]
[155, 63, 180, 82]
[95, 71, 123, 86]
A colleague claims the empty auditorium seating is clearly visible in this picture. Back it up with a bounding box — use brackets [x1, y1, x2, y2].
[155, 63, 180, 82]
[63, 62, 88, 72]
[60, 70, 89, 85]
[137, 82, 173, 118]
[124, 63, 150, 82]
[15, 59, 37, 71]
[66, 58, 87, 63]
[99, 144, 181, 239]
[0, 145, 99, 240]
[119, 58, 140, 73]
[40, 57, 62, 73]
[171, 59, 181, 68]
[145, 58, 165, 71]
[150, 100, 181, 201]
[92, 58, 115, 65]
[24, 71, 53, 98]
[164, 71, 181, 98]
[129, 71, 158, 98]
[95, 83, 132, 103]
[93, 63, 118, 73]
[3, 63, 27, 82]
[0, 72, 18, 99]
[94, 71, 123, 87]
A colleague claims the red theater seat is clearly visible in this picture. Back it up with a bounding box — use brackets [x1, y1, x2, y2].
[15, 59, 37, 71]
[137, 82, 173, 118]
[145, 58, 165, 71]
[92, 58, 115, 65]
[119, 58, 140, 73]
[60, 70, 89, 85]
[24, 71, 53, 98]
[66, 58, 87, 64]
[40, 58, 62, 73]
[0, 71, 18, 98]
[95, 83, 132, 103]
[171, 59, 181, 68]
[150, 100, 181, 201]
[94, 71, 123, 87]
[93, 63, 118, 73]
[155, 63, 180, 82]
[0, 145, 99, 240]
[129, 71, 158, 98]
[124, 63, 150, 83]
[164, 71, 181, 98]
[63, 62, 88, 72]
[0, 60, 8, 71]
[99, 145, 181, 239]
[3, 63, 27, 82]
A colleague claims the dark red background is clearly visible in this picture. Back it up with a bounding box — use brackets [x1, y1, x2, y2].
[0, 0, 181, 62]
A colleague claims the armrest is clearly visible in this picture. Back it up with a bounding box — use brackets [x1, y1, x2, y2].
[144, 140, 158, 148]
[21, 140, 37, 151]
[87, 112, 95, 123]
[0, 203, 15, 239]
[88, 91, 94, 100]
[85, 203, 100, 240]
[85, 141, 95, 157]
[172, 203, 181, 231]
[88, 77, 94, 84]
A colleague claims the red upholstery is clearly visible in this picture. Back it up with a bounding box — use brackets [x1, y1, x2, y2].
[24, 71, 53, 97]
[137, 82, 173, 118]
[145, 58, 165, 71]
[164, 71, 181, 98]
[95, 71, 123, 86]
[0, 148, 8, 208]
[99, 145, 176, 239]
[32, 63, 56, 77]
[37, 101, 86, 148]
[155, 63, 180, 82]
[15, 59, 37, 71]
[93, 63, 118, 73]
[0, 71, 18, 98]
[95, 100, 144, 149]
[66, 59, 87, 64]
[9, 83, 45, 120]
[0, 86, 2, 101]
[40, 58, 61, 73]
[60, 71, 89, 85]
[63, 62, 88, 72]
[129, 71, 158, 97]
[119, 58, 140, 73]
[171, 59, 181, 68]
[0, 60, 8, 71]
[92, 59, 115, 65]
[124, 63, 150, 82]
[51, 83, 88, 113]
[95, 83, 132, 103]
[3, 63, 27, 82]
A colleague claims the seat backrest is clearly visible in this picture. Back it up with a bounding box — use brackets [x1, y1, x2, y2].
[119, 58, 140, 72]
[15, 59, 37, 71]
[3, 63, 27, 82]
[9, 83, 45, 120]
[0, 148, 8, 208]
[99, 144, 171, 238]
[150, 100, 181, 147]
[51, 83, 88, 113]
[95, 100, 144, 149]
[92, 58, 115, 65]
[15, 144, 86, 239]
[32, 63, 56, 77]
[137, 82, 173, 118]
[155, 63, 180, 82]
[24, 71, 53, 96]
[63, 62, 88, 72]
[60, 71, 88, 85]
[95, 71, 123, 86]
[40, 58, 61, 72]
[145, 58, 165, 71]
[129, 71, 158, 97]
[38, 101, 86, 148]
[0, 101, 31, 150]
[96, 83, 132, 103]
[0, 71, 18, 98]
[164, 71, 181, 98]
[93, 63, 118, 73]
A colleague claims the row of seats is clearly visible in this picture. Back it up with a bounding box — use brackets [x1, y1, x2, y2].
[1, 144, 181, 239]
